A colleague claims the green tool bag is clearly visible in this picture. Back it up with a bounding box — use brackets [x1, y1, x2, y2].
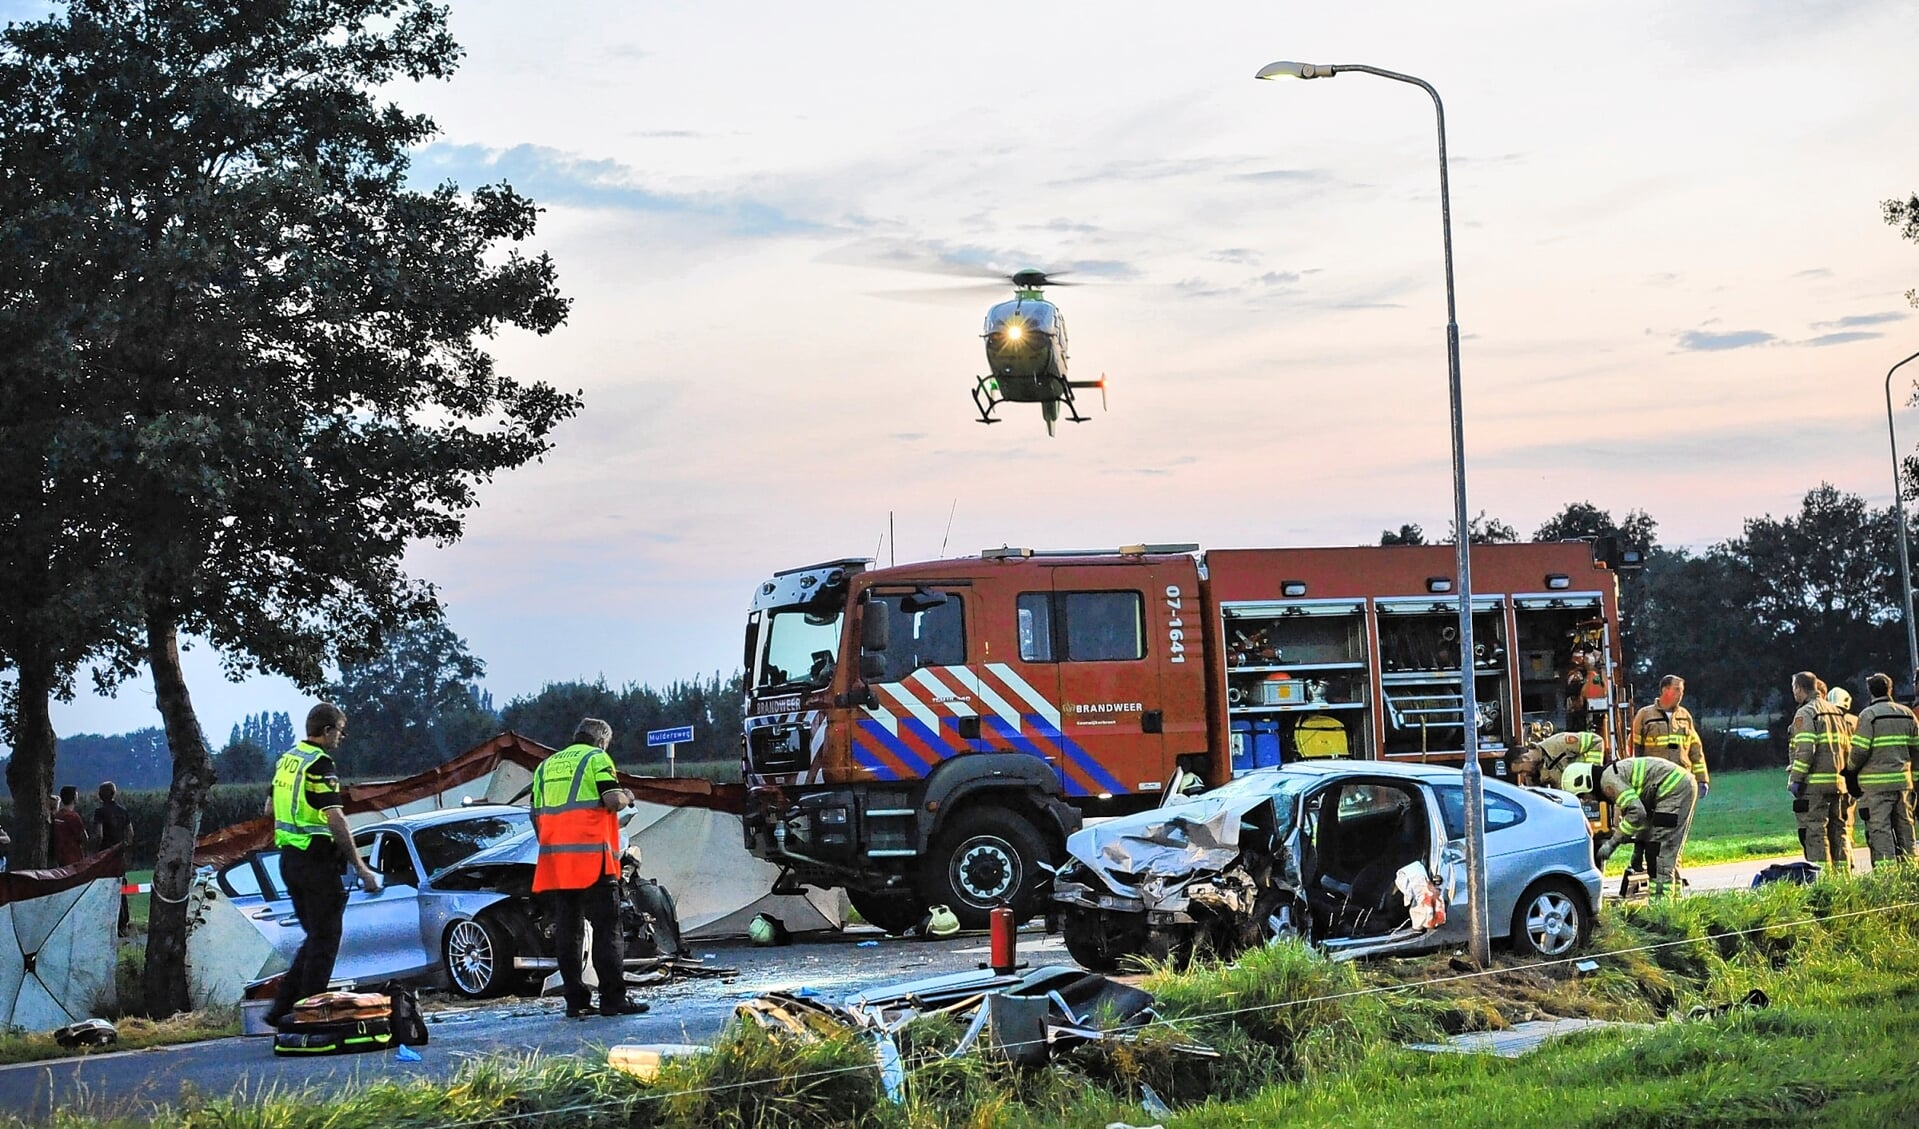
[272, 1016, 396, 1057]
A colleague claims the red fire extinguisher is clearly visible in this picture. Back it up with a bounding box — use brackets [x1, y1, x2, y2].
[989, 905, 1016, 974]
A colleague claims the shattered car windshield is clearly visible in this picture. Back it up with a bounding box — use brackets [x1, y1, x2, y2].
[416, 812, 531, 881]
[1192, 769, 1312, 806]
[758, 607, 844, 691]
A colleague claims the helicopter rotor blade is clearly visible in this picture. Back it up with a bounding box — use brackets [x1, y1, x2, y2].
[865, 283, 1013, 305]
[818, 239, 1012, 281]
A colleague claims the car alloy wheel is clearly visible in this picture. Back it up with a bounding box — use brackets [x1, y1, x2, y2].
[445, 918, 498, 996]
[1520, 887, 1582, 957]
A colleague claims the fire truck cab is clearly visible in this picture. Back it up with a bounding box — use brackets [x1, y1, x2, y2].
[741, 540, 1630, 932]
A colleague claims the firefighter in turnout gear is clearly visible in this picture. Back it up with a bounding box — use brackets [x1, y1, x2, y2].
[263, 704, 382, 1029]
[1506, 728, 1604, 789]
[531, 718, 644, 1018]
[1565, 757, 1697, 899]
[1787, 672, 1853, 872]
[1630, 674, 1709, 798]
[1848, 673, 1917, 866]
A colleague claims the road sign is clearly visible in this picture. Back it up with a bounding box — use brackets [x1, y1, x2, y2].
[646, 725, 694, 747]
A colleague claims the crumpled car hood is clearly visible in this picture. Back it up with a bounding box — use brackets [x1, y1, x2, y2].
[1065, 781, 1299, 907]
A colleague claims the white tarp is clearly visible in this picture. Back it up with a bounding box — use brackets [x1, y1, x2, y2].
[0, 877, 118, 1030]
[185, 874, 287, 1010]
[622, 800, 848, 939]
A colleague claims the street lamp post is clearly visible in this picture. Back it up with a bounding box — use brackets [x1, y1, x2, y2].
[1256, 60, 1493, 967]
[1886, 349, 1919, 696]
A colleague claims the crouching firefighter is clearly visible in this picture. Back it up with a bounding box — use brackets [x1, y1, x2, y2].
[1563, 758, 1698, 899]
[1506, 728, 1604, 789]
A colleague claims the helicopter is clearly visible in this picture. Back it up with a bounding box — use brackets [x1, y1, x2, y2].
[969, 268, 1109, 437]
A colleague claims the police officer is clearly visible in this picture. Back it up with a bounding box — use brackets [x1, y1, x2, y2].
[531, 718, 645, 1018]
[263, 703, 381, 1028]
[1565, 757, 1697, 899]
[1787, 671, 1853, 873]
[1630, 675, 1709, 799]
[1848, 673, 1916, 867]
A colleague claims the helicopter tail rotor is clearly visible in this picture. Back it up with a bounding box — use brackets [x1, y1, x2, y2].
[1069, 374, 1109, 412]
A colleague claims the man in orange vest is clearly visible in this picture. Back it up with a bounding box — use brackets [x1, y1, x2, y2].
[532, 718, 643, 1018]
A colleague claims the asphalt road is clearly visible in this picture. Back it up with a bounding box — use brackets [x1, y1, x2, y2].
[0, 926, 1073, 1123]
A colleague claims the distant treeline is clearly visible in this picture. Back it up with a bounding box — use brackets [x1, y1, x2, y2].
[500, 672, 746, 771]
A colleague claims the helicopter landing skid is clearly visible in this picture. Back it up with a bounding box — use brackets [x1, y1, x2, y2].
[973, 375, 1091, 431]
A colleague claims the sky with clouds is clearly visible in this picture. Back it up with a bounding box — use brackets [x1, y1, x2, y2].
[20, 0, 1919, 745]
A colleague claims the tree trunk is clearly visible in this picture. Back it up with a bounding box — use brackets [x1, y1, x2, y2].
[140, 607, 213, 1018]
[3, 654, 58, 871]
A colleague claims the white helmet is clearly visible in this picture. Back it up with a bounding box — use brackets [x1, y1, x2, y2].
[1560, 762, 1597, 796]
[1827, 687, 1852, 711]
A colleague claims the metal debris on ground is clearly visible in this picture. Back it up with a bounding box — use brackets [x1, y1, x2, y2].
[51, 1019, 117, 1049]
[1685, 987, 1769, 1021]
[1409, 1016, 1651, 1058]
[731, 965, 1217, 1100]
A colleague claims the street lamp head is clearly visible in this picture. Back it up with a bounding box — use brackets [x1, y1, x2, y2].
[1255, 60, 1335, 81]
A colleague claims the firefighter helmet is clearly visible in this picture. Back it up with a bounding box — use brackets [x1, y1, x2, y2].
[1560, 762, 1596, 796]
[925, 905, 961, 938]
[1827, 687, 1852, 711]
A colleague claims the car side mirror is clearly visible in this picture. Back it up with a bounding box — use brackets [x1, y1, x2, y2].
[860, 606, 889, 652]
[859, 653, 887, 682]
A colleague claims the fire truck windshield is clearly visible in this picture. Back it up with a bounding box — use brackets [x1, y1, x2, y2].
[757, 607, 843, 691]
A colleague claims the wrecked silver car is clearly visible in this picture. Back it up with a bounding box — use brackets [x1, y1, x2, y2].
[1053, 761, 1602, 969]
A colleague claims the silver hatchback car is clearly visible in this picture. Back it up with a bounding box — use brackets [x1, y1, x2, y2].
[218, 805, 538, 997]
[1052, 761, 1602, 970]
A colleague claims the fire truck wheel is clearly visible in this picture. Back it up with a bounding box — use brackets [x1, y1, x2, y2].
[923, 808, 1050, 929]
[847, 889, 928, 935]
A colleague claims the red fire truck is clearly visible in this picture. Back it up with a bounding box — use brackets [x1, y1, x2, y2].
[741, 540, 1633, 930]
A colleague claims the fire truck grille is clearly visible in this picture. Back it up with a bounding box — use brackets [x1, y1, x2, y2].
[748, 724, 809, 773]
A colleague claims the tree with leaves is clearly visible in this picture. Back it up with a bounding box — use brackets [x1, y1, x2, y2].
[0, 0, 576, 1015]
[213, 736, 270, 785]
[1534, 502, 1661, 686]
[1378, 523, 1426, 546]
[326, 620, 499, 777]
[1883, 192, 1919, 309]
[1727, 484, 1904, 691]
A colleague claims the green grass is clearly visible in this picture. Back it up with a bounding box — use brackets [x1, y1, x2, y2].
[1677, 768, 1805, 865]
[0, 1009, 239, 1067]
[1592, 767, 1871, 873]
[125, 868, 151, 928]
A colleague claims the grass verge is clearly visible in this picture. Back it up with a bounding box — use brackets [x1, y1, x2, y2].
[17, 867, 1919, 1127]
[0, 1009, 239, 1067]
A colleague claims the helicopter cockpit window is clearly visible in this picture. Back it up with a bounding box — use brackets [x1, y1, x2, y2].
[759, 607, 845, 691]
[871, 592, 965, 683]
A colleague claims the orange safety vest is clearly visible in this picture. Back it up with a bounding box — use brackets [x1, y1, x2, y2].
[530, 743, 620, 893]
